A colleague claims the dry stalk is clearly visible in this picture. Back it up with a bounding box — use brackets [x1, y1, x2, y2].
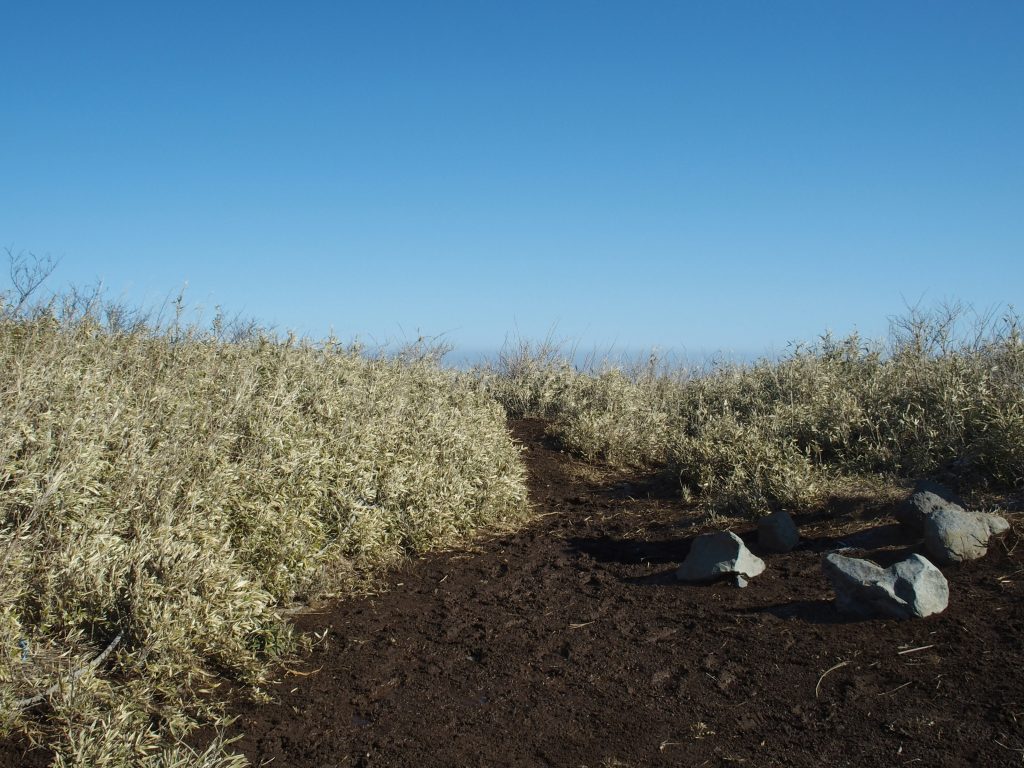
[815, 660, 851, 698]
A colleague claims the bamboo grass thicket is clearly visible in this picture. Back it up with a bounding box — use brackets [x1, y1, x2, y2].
[0, 290, 529, 765]
[481, 306, 1024, 516]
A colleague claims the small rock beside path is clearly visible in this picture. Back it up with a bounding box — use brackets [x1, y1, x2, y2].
[897, 486, 1009, 564]
[822, 552, 949, 620]
[923, 508, 1010, 565]
[677, 531, 765, 583]
[757, 509, 800, 553]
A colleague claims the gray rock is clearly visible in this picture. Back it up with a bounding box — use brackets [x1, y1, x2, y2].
[896, 490, 964, 535]
[676, 531, 765, 583]
[757, 509, 800, 553]
[922, 508, 1010, 564]
[888, 555, 951, 618]
[914, 479, 965, 506]
[733, 574, 749, 589]
[822, 553, 948, 619]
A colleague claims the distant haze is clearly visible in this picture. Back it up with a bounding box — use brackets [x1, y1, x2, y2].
[442, 344, 776, 371]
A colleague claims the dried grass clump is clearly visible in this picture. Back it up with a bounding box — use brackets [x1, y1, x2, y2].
[549, 368, 674, 467]
[479, 336, 586, 421]
[0, 287, 527, 765]
[484, 305, 1024, 517]
[478, 341, 688, 467]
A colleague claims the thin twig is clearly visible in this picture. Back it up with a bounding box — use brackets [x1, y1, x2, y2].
[815, 660, 850, 698]
[994, 739, 1024, 755]
[897, 644, 935, 655]
[283, 665, 322, 677]
[879, 680, 913, 696]
[14, 630, 124, 710]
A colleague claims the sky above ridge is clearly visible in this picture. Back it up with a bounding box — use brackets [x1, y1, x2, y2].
[2, 1, 1022, 363]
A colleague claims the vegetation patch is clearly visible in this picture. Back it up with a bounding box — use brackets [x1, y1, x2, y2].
[0, 279, 528, 765]
[482, 305, 1024, 516]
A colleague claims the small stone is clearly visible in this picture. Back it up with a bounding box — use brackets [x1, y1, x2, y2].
[822, 552, 948, 619]
[733, 574, 749, 588]
[922, 508, 1010, 564]
[676, 531, 765, 583]
[757, 509, 800, 553]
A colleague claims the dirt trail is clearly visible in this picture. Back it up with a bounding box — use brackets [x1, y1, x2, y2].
[6, 419, 1024, 766]
[224, 419, 1024, 767]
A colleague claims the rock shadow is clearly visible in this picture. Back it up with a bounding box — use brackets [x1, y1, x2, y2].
[800, 523, 921, 566]
[833, 523, 914, 549]
[603, 472, 681, 502]
[566, 534, 689, 567]
[785, 489, 907, 538]
[621, 568, 680, 586]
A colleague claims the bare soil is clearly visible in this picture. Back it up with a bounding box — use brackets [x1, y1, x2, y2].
[6, 419, 1024, 766]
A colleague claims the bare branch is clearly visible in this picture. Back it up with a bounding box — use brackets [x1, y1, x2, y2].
[5, 248, 60, 314]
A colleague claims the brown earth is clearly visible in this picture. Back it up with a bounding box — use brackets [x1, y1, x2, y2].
[6, 419, 1024, 766]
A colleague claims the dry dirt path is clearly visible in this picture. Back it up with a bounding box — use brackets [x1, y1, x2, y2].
[224, 419, 1024, 767]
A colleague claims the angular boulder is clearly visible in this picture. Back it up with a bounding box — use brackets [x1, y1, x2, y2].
[915, 479, 965, 505]
[896, 489, 963, 535]
[822, 553, 948, 620]
[677, 531, 765, 583]
[757, 509, 800, 553]
[922, 508, 1010, 564]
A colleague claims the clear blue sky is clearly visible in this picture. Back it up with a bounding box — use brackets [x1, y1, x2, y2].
[3, 1, 1022, 362]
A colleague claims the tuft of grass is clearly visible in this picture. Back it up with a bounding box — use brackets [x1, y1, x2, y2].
[0, 285, 528, 764]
